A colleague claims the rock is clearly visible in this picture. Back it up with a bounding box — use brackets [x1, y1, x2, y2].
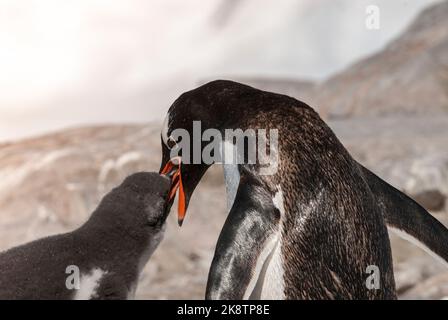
[309, 1, 448, 118]
[394, 256, 447, 295]
[400, 272, 448, 300]
[405, 154, 448, 196]
[412, 190, 446, 211]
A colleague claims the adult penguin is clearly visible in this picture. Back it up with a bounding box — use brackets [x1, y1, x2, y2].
[159, 80, 448, 300]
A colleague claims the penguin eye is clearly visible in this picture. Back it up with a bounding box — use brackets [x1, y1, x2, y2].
[167, 136, 178, 149]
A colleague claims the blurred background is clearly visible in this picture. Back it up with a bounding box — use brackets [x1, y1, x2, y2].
[0, 0, 447, 299]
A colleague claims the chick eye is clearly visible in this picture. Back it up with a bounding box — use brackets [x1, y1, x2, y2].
[167, 136, 178, 149]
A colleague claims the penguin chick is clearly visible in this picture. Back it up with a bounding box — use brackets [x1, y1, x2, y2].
[0, 172, 171, 300]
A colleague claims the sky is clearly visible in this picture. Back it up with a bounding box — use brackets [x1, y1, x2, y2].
[0, 0, 442, 142]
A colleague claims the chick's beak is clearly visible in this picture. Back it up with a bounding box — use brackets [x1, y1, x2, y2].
[160, 157, 187, 226]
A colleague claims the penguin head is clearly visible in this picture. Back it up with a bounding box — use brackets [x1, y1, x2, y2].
[160, 80, 246, 226]
[114, 172, 173, 230]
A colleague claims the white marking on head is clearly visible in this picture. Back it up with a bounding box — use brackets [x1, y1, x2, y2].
[388, 226, 448, 268]
[74, 268, 107, 300]
[161, 113, 170, 146]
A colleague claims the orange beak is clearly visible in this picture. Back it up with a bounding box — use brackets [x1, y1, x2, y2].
[160, 157, 187, 226]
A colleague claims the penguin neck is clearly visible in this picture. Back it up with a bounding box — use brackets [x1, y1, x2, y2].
[79, 211, 156, 259]
[220, 140, 272, 211]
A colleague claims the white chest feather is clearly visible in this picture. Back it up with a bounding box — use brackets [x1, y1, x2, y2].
[245, 233, 285, 300]
[73, 268, 107, 300]
[221, 138, 286, 299]
[259, 238, 285, 299]
[223, 160, 284, 299]
[250, 187, 286, 300]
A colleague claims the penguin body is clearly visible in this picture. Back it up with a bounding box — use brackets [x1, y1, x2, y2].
[0, 172, 171, 300]
[160, 80, 448, 299]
